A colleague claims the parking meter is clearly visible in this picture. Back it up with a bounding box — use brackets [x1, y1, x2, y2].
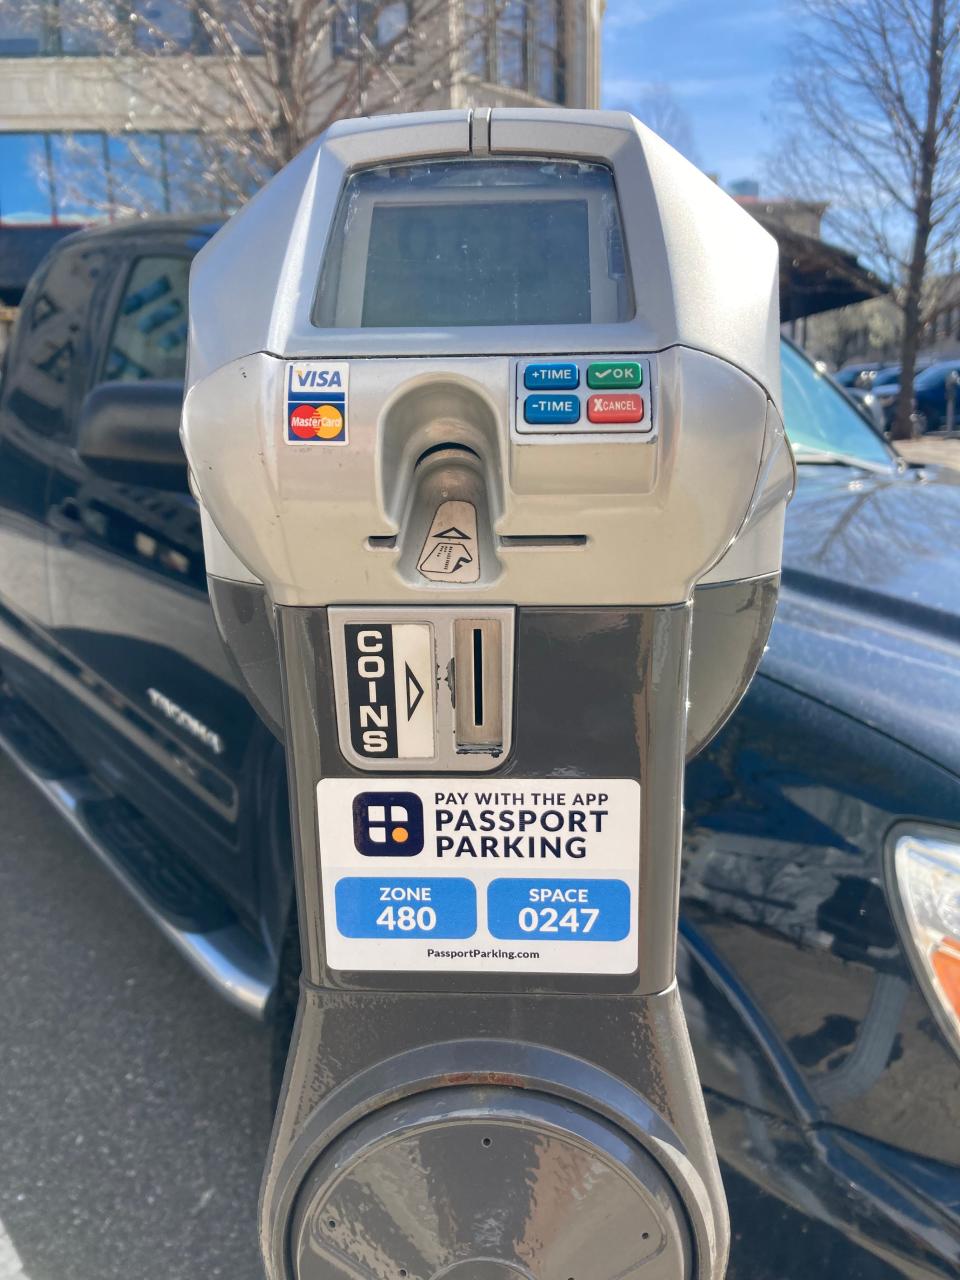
[182, 108, 793, 1280]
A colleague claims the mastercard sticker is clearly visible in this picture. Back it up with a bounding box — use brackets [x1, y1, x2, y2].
[285, 361, 349, 444]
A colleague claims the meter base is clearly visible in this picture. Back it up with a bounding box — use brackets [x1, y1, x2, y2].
[290, 1085, 692, 1280]
[260, 984, 727, 1280]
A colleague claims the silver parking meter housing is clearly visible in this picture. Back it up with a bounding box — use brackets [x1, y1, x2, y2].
[182, 109, 793, 1280]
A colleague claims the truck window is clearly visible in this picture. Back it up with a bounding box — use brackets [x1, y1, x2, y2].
[102, 256, 190, 383]
[1, 242, 107, 438]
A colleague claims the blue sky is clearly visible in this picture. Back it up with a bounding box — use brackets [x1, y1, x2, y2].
[601, 0, 790, 189]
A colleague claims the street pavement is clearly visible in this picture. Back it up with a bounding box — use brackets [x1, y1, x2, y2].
[0, 752, 272, 1280]
[896, 435, 960, 471]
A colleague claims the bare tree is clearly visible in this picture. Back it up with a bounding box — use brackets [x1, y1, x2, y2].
[776, 0, 960, 437]
[609, 81, 699, 165]
[6, 0, 510, 214]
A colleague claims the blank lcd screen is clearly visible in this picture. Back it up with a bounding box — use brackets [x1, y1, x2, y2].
[360, 199, 591, 327]
[313, 159, 634, 329]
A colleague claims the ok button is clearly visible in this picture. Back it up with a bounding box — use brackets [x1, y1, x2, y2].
[523, 394, 581, 425]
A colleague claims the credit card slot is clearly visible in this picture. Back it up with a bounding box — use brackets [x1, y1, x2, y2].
[499, 534, 587, 548]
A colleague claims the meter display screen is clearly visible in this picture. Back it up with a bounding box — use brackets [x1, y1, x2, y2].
[314, 159, 634, 329]
[362, 200, 590, 327]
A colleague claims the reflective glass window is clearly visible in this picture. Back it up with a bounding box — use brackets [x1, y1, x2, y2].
[49, 133, 109, 221]
[463, 0, 491, 77]
[107, 134, 168, 214]
[377, 1, 408, 45]
[59, 0, 112, 53]
[0, 8, 45, 55]
[133, 0, 196, 51]
[3, 243, 107, 437]
[497, 1, 526, 89]
[0, 134, 53, 223]
[218, 0, 262, 53]
[102, 256, 191, 383]
[533, 0, 562, 100]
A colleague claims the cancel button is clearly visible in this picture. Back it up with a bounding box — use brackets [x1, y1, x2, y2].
[586, 392, 645, 425]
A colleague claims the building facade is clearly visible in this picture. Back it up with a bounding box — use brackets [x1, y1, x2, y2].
[0, 1, 601, 229]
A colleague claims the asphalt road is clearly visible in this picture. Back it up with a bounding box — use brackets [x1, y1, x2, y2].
[0, 752, 273, 1280]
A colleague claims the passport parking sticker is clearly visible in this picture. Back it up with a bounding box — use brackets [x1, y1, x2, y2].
[317, 777, 641, 974]
[285, 361, 349, 444]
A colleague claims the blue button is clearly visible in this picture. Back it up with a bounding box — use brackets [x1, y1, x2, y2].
[335, 877, 476, 939]
[487, 878, 631, 942]
[523, 362, 580, 391]
[523, 394, 581, 425]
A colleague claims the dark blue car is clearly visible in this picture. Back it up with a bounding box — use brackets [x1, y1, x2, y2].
[0, 221, 958, 1278]
[913, 360, 960, 431]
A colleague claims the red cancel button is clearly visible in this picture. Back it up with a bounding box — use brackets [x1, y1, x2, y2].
[587, 393, 645, 425]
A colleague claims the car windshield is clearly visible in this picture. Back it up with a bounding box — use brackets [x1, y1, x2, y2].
[781, 340, 895, 469]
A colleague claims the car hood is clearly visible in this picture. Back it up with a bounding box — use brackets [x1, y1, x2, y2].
[762, 461, 960, 778]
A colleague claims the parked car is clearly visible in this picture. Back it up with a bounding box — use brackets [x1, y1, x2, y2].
[912, 359, 960, 431]
[839, 382, 886, 431]
[834, 361, 885, 388]
[1, 221, 959, 1279]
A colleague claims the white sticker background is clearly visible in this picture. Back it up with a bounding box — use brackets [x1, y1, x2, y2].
[317, 777, 641, 974]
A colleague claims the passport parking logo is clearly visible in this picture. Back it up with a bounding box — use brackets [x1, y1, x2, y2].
[352, 791, 424, 856]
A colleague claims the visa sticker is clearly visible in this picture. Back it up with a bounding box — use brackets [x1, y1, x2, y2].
[285, 362, 349, 444]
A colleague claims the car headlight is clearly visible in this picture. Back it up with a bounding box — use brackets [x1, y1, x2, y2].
[892, 832, 960, 1057]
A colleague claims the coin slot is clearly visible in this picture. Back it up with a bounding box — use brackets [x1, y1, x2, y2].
[472, 628, 484, 727]
[454, 618, 503, 751]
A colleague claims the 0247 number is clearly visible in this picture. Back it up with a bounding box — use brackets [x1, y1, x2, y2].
[517, 905, 599, 934]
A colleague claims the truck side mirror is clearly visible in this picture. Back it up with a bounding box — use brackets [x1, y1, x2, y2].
[76, 380, 187, 491]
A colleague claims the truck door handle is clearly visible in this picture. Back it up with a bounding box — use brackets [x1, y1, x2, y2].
[49, 498, 84, 541]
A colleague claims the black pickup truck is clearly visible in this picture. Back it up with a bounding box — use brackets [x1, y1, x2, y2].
[1, 218, 959, 1279]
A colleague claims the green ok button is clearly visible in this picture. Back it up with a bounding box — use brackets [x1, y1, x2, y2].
[587, 360, 642, 389]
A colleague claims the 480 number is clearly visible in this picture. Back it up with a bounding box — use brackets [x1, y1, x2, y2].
[375, 905, 437, 932]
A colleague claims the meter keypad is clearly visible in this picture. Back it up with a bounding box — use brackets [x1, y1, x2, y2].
[515, 355, 653, 439]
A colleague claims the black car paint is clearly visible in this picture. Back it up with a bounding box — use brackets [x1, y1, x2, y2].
[0, 223, 958, 1277]
[0, 221, 287, 931]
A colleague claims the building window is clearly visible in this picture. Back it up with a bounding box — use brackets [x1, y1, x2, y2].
[0, 8, 46, 55]
[533, 0, 562, 100]
[133, 0, 200, 52]
[497, 1, 526, 90]
[332, 0, 411, 58]
[48, 134, 110, 220]
[0, 130, 250, 225]
[0, 135, 52, 222]
[463, 0, 566, 104]
[0, 0, 262, 56]
[58, 0, 112, 54]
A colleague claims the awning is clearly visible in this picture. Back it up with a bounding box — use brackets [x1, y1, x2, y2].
[750, 213, 889, 322]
